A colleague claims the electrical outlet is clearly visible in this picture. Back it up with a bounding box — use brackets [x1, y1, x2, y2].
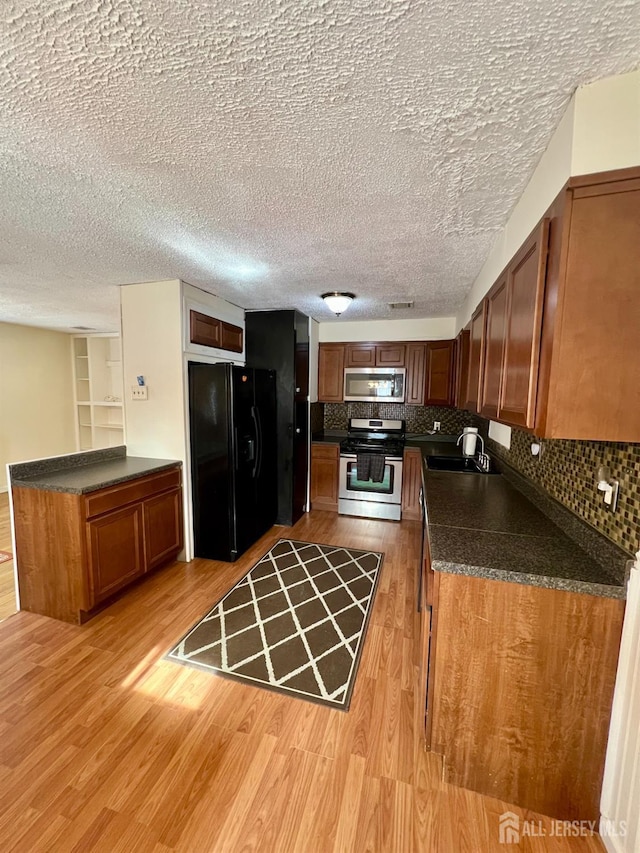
[433, 421, 441, 432]
[131, 386, 148, 400]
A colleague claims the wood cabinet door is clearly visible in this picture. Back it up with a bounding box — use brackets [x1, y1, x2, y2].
[220, 321, 243, 354]
[454, 327, 471, 408]
[405, 343, 426, 406]
[310, 444, 339, 511]
[376, 343, 406, 367]
[143, 488, 184, 571]
[190, 310, 221, 348]
[498, 220, 549, 428]
[480, 278, 508, 419]
[464, 303, 486, 411]
[345, 343, 376, 367]
[401, 447, 422, 520]
[318, 344, 345, 402]
[425, 341, 455, 406]
[87, 504, 145, 605]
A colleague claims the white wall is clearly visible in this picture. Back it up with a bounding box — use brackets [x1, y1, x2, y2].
[319, 316, 457, 342]
[120, 280, 185, 461]
[0, 322, 75, 490]
[572, 70, 640, 175]
[309, 318, 319, 403]
[457, 70, 640, 331]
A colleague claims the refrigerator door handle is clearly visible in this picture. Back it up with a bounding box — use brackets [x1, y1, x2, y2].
[233, 427, 240, 470]
[251, 405, 263, 480]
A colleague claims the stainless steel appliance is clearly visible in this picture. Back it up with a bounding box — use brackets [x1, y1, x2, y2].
[343, 367, 406, 403]
[338, 418, 406, 520]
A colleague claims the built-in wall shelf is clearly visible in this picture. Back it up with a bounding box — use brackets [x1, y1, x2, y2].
[72, 335, 125, 450]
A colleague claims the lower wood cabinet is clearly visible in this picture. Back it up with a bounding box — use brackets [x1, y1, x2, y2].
[426, 570, 624, 822]
[310, 443, 339, 511]
[87, 503, 146, 604]
[13, 466, 183, 624]
[401, 447, 422, 520]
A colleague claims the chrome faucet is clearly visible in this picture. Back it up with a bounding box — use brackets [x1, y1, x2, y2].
[457, 431, 491, 472]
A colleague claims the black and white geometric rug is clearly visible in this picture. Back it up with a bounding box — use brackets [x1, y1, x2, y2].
[166, 539, 383, 711]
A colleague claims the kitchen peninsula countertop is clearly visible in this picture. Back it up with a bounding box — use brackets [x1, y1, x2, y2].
[9, 446, 181, 495]
[406, 436, 628, 599]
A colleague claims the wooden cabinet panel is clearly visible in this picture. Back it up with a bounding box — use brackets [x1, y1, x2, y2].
[87, 503, 145, 605]
[345, 342, 406, 367]
[454, 327, 471, 409]
[85, 469, 181, 519]
[190, 310, 221, 348]
[545, 185, 640, 441]
[425, 341, 455, 406]
[345, 343, 376, 367]
[430, 572, 624, 821]
[376, 344, 406, 367]
[143, 488, 184, 571]
[464, 303, 486, 412]
[480, 277, 507, 419]
[401, 447, 422, 520]
[318, 344, 345, 402]
[310, 444, 339, 511]
[190, 310, 243, 354]
[405, 343, 426, 406]
[13, 466, 183, 624]
[498, 220, 549, 428]
[220, 321, 243, 354]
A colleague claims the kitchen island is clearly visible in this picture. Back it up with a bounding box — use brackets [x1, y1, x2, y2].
[408, 438, 627, 823]
[10, 446, 183, 624]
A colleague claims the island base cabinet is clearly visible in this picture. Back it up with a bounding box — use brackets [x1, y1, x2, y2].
[143, 488, 184, 570]
[429, 572, 624, 822]
[12, 467, 183, 624]
[87, 504, 145, 604]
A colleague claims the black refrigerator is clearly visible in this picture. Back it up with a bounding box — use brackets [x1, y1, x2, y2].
[189, 362, 277, 562]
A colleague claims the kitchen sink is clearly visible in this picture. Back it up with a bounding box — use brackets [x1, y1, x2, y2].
[426, 455, 499, 474]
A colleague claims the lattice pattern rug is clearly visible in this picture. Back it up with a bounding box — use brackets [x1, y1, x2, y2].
[166, 539, 383, 710]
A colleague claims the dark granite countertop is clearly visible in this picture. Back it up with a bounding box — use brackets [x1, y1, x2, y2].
[411, 437, 627, 599]
[312, 430, 347, 443]
[10, 446, 181, 495]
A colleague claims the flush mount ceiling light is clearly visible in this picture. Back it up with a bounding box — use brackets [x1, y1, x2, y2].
[321, 292, 355, 316]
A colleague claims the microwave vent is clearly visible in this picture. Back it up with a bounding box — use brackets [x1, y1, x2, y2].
[389, 301, 414, 310]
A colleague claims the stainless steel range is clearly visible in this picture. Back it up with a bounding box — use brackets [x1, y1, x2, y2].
[338, 418, 406, 521]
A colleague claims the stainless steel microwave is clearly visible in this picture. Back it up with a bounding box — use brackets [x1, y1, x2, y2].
[343, 367, 406, 403]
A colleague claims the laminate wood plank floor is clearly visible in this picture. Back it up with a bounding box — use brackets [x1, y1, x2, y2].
[0, 493, 17, 623]
[0, 510, 604, 852]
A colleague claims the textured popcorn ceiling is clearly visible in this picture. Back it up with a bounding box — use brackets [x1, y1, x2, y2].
[1, 1, 639, 331]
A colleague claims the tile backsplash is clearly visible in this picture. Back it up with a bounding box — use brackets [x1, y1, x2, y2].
[323, 402, 479, 435]
[481, 419, 640, 557]
[316, 400, 639, 556]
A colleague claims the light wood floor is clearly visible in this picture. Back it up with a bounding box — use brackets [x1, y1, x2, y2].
[0, 492, 17, 622]
[0, 510, 604, 852]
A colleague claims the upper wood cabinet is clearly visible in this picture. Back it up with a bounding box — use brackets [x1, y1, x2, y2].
[345, 342, 406, 367]
[498, 219, 549, 428]
[318, 343, 346, 402]
[464, 302, 486, 411]
[465, 167, 640, 441]
[480, 276, 508, 420]
[454, 327, 471, 409]
[405, 343, 427, 406]
[425, 341, 455, 406]
[538, 176, 640, 441]
[190, 310, 243, 354]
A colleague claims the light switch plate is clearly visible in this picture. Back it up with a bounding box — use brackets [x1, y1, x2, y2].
[131, 386, 148, 400]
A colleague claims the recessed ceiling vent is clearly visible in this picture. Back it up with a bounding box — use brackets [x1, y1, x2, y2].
[388, 301, 414, 310]
[72, 326, 95, 330]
